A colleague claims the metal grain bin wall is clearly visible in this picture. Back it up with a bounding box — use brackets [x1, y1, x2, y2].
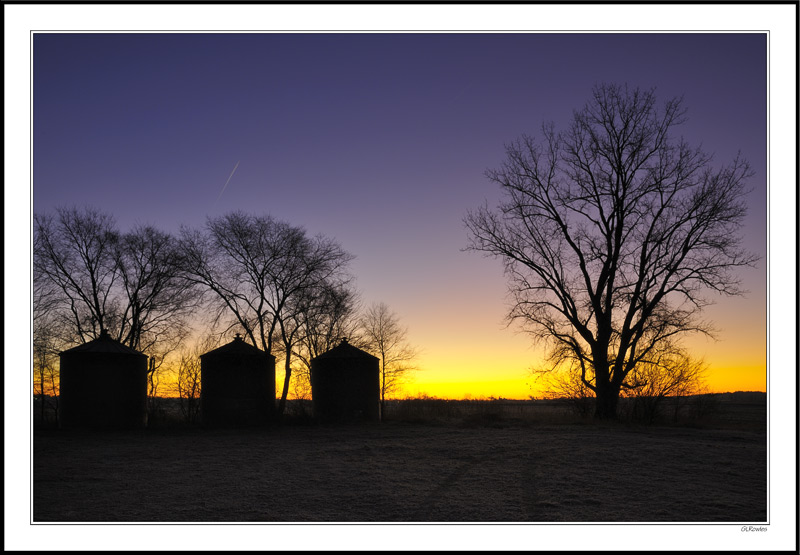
[310, 339, 380, 422]
[58, 330, 148, 429]
[200, 334, 276, 426]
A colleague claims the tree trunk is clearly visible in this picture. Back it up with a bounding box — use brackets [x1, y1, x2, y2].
[277, 354, 291, 417]
[380, 358, 386, 421]
[594, 383, 619, 419]
[40, 379, 46, 423]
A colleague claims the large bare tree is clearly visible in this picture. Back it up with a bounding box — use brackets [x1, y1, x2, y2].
[179, 211, 354, 416]
[114, 225, 199, 410]
[465, 84, 757, 419]
[359, 302, 419, 414]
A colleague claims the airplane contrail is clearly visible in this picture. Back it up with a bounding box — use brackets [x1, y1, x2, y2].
[215, 160, 240, 203]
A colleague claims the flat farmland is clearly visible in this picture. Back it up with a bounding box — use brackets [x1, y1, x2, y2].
[33, 413, 766, 523]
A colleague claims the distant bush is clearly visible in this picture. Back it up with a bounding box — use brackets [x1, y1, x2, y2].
[33, 396, 59, 429]
[382, 398, 576, 426]
[144, 397, 187, 428]
[33, 392, 760, 431]
[722, 391, 766, 403]
[281, 399, 315, 425]
[381, 394, 734, 428]
[557, 395, 595, 420]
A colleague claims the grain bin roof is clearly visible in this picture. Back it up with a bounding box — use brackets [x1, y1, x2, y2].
[314, 339, 379, 361]
[59, 329, 146, 357]
[200, 334, 272, 358]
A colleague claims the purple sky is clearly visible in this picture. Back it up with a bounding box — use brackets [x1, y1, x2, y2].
[33, 32, 767, 395]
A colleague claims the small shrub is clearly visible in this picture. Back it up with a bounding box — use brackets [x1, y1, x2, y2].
[687, 393, 720, 422]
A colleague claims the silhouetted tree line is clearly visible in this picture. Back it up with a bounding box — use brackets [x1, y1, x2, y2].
[33, 208, 418, 421]
[35, 83, 757, 423]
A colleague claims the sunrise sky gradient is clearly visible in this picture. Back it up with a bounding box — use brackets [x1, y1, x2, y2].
[7, 3, 797, 552]
[31, 31, 768, 398]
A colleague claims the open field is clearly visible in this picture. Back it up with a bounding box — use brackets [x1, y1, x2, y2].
[33, 394, 766, 523]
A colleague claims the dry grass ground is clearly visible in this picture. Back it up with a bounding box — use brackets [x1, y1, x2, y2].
[33, 395, 766, 523]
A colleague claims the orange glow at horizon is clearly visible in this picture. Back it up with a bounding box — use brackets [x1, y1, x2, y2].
[144, 308, 768, 401]
[251, 328, 769, 401]
[703, 365, 767, 394]
[392, 364, 766, 400]
[156, 361, 766, 402]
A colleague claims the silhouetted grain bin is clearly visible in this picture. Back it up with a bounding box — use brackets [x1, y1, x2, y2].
[200, 334, 276, 426]
[311, 339, 380, 422]
[58, 329, 148, 429]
